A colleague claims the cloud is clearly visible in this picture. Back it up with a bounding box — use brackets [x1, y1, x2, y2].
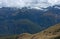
[48, 0, 60, 5]
[0, 0, 60, 9]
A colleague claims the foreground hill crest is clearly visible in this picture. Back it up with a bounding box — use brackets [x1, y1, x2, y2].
[18, 23, 60, 39]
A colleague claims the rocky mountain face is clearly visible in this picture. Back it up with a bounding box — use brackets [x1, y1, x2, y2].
[18, 23, 60, 39]
[0, 5, 60, 35]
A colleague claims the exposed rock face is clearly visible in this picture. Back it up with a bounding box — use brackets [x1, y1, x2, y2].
[17, 24, 60, 39]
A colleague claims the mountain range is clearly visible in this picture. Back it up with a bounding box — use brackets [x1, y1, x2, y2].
[0, 5, 60, 36]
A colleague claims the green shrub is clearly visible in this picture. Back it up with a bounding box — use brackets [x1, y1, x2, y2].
[54, 36, 60, 39]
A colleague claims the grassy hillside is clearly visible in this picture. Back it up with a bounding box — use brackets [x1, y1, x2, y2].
[32, 23, 60, 39]
[0, 19, 43, 35]
[0, 35, 18, 39]
[17, 23, 60, 39]
[0, 23, 60, 39]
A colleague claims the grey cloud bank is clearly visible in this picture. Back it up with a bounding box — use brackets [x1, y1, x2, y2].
[0, 0, 60, 9]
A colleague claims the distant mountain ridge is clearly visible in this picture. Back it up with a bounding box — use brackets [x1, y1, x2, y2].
[0, 5, 60, 35]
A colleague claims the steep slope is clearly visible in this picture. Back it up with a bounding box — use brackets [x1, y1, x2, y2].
[31, 23, 60, 39]
[0, 19, 42, 35]
[17, 23, 60, 39]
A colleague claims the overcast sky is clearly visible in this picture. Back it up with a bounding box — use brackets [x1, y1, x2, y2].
[0, 0, 60, 9]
